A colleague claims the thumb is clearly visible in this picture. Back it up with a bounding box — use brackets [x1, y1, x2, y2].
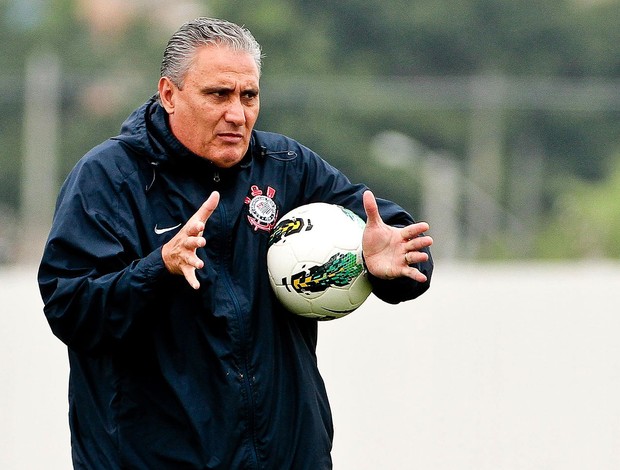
[363, 190, 382, 226]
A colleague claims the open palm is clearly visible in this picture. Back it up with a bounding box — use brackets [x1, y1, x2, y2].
[362, 190, 433, 282]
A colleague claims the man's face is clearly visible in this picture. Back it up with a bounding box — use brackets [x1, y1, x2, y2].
[159, 45, 260, 168]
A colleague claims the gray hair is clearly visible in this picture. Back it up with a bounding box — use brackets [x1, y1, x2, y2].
[160, 17, 263, 89]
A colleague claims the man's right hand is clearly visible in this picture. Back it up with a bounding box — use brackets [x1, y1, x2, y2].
[162, 191, 220, 290]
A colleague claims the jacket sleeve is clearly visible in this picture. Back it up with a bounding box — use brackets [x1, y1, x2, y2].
[298, 149, 433, 304]
[37, 159, 174, 354]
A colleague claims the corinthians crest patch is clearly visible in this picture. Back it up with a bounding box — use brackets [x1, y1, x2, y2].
[245, 185, 278, 232]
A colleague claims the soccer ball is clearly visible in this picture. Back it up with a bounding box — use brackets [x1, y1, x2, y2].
[267, 202, 372, 320]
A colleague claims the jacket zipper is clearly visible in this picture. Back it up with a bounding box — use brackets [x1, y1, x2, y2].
[217, 201, 260, 468]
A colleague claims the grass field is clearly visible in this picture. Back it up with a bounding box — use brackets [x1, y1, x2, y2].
[2, 261, 619, 469]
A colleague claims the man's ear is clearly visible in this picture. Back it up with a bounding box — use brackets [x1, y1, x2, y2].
[158, 77, 176, 114]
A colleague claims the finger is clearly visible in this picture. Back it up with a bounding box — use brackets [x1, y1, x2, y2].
[362, 190, 382, 226]
[402, 266, 428, 283]
[400, 222, 430, 240]
[186, 221, 205, 237]
[404, 250, 429, 266]
[183, 236, 205, 270]
[404, 235, 434, 252]
[183, 192, 220, 236]
[187, 252, 204, 270]
[185, 235, 206, 250]
[182, 266, 200, 290]
[400, 253, 427, 282]
[195, 191, 220, 224]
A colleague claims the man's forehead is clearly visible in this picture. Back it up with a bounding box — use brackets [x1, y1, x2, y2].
[190, 73, 259, 90]
[184, 48, 257, 83]
[192, 45, 257, 69]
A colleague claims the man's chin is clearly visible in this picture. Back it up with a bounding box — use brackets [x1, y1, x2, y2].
[205, 152, 246, 169]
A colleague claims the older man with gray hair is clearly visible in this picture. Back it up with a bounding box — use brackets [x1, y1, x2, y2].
[38, 17, 433, 469]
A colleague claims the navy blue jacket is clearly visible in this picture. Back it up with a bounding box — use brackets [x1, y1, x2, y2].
[38, 97, 433, 469]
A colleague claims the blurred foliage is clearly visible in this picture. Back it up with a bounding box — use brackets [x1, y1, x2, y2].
[536, 155, 620, 259]
[2, 0, 620, 260]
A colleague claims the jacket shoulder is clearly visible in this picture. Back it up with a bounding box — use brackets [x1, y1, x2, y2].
[58, 139, 149, 217]
[70, 138, 147, 187]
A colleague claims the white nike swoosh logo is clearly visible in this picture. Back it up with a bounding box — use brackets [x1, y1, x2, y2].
[154, 223, 182, 235]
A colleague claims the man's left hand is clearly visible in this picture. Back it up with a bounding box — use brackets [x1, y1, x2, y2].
[362, 190, 433, 282]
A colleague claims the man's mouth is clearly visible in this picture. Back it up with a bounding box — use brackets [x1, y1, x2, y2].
[217, 132, 244, 143]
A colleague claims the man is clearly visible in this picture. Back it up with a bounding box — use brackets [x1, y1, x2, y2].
[38, 17, 433, 469]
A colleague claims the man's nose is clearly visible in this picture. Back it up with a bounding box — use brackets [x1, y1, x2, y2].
[225, 97, 246, 126]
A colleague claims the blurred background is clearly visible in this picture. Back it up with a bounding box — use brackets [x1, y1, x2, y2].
[1, 0, 619, 469]
[2, 0, 620, 262]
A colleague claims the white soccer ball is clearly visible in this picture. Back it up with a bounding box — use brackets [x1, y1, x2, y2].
[267, 202, 372, 320]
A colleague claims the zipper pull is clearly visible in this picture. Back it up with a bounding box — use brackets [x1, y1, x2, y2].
[213, 171, 220, 183]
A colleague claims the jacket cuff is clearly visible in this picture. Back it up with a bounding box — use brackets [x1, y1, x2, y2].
[136, 246, 175, 286]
